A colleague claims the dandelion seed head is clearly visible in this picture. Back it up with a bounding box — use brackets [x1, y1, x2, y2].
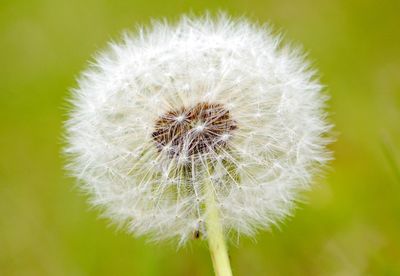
[65, 13, 332, 244]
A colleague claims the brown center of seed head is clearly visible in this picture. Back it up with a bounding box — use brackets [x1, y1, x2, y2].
[152, 102, 237, 158]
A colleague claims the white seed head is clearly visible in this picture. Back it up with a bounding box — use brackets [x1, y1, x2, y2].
[65, 13, 332, 244]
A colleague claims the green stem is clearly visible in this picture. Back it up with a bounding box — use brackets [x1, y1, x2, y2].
[204, 173, 233, 276]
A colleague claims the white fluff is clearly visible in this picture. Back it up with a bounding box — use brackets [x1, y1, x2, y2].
[65, 14, 332, 244]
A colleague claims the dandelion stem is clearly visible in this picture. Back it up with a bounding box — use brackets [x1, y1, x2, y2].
[205, 167, 233, 276]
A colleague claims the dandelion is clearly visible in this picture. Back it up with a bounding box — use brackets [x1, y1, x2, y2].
[65, 13, 332, 276]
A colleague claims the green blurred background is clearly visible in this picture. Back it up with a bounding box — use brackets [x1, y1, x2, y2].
[1, 0, 399, 275]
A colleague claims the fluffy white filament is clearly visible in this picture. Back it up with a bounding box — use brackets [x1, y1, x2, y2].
[65, 14, 332, 244]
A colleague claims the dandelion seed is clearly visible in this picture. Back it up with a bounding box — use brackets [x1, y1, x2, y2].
[65, 13, 332, 276]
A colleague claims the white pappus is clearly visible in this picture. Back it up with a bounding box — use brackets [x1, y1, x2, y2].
[65, 13, 332, 245]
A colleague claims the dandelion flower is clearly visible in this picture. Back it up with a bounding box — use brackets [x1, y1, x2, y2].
[65, 13, 331, 275]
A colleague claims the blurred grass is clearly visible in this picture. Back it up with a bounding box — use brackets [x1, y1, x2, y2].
[1, 0, 399, 275]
